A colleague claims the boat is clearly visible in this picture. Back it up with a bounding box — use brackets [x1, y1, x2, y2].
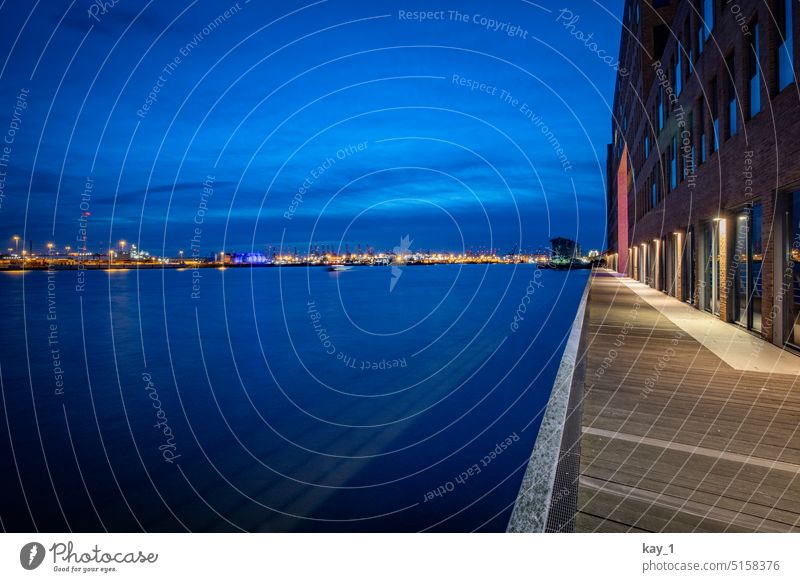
[327, 264, 352, 272]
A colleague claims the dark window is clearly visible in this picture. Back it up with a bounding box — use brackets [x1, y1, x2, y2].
[670, 135, 677, 189]
[777, 0, 794, 91]
[651, 178, 657, 209]
[710, 76, 719, 153]
[749, 18, 761, 118]
[654, 24, 669, 59]
[703, 0, 714, 37]
[685, 112, 694, 180]
[696, 0, 705, 56]
[683, 18, 693, 76]
[698, 99, 707, 163]
[727, 52, 737, 138]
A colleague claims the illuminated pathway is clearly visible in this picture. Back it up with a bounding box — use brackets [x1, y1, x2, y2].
[576, 272, 800, 532]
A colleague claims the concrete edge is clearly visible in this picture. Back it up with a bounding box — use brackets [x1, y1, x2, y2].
[506, 273, 592, 532]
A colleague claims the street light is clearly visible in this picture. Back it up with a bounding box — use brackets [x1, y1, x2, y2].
[119, 240, 126, 252]
[12, 235, 19, 252]
[179, 250, 184, 263]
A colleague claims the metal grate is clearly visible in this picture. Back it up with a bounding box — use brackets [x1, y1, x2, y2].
[544, 292, 589, 533]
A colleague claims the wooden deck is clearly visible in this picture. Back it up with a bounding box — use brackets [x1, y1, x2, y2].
[576, 272, 800, 532]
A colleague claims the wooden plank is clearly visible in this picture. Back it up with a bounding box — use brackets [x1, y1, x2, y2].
[577, 274, 800, 533]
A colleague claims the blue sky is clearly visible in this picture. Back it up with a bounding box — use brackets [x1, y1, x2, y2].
[0, 0, 623, 256]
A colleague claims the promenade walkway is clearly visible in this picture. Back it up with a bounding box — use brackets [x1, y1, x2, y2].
[576, 271, 800, 532]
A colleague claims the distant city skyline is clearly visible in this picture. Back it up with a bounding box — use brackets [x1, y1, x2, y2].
[2, 232, 593, 259]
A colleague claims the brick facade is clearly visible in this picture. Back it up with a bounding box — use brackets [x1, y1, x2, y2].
[607, 0, 800, 347]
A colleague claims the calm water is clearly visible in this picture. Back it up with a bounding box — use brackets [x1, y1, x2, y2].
[0, 265, 587, 532]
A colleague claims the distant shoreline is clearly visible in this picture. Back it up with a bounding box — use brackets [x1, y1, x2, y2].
[0, 261, 546, 273]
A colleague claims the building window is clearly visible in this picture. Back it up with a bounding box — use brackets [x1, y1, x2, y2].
[645, 131, 649, 157]
[684, 18, 693, 75]
[670, 136, 677, 190]
[658, 87, 664, 131]
[675, 49, 682, 94]
[651, 179, 657, 209]
[702, 0, 713, 41]
[683, 113, 692, 181]
[733, 203, 763, 331]
[696, 0, 704, 56]
[710, 76, 719, 153]
[727, 52, 737, 138]
[749, 18, 761, 118]
[698, 101, 707, 163]
[777, 0, 794, 92]
[783, 192, 800, 346]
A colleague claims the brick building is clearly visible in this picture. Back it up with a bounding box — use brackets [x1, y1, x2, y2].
[606, 0, 800, 349]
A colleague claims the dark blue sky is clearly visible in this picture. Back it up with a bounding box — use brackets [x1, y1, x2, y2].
[0, 0, 622, 256]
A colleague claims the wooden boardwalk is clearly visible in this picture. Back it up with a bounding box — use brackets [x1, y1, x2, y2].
[576, 272, 800, 532]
